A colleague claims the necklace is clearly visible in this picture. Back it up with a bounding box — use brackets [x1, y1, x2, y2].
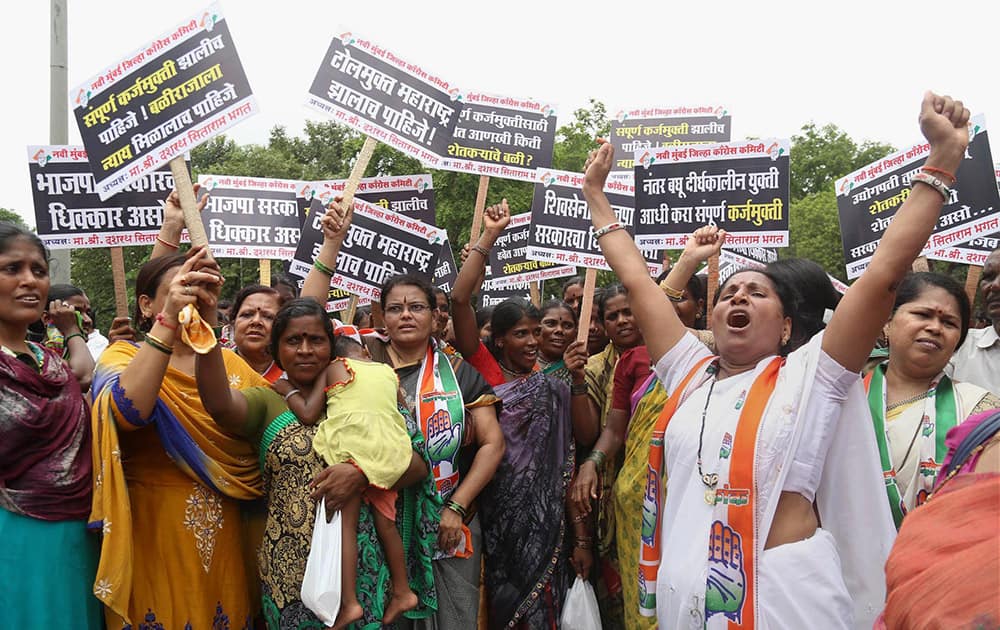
[697, 367, 720, 505]
[258, 360, 275, 376]
[885, 389, 932, 411]
[499, 360, 531, 380]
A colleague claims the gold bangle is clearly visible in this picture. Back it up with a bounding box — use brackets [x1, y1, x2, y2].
[659, 279, 684, 301]
[145, 332, 174, 355]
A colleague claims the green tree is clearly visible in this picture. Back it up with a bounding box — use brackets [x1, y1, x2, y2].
[786, 124, 895, 280]
[0, 208, 28, 227]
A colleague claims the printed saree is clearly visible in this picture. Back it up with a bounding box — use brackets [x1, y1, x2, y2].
[481, 372, 574, 629]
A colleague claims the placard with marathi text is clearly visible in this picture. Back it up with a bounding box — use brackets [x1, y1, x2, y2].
[28, 145, 187, 249]
[633, 139, 790, 249]
[306, 31, 461, 166]
[485, 212, 576, 289]
[72, 4, 256, 199]
[289, 198, 444, 301]
[526, 169, 660, 274]
[836, 115, 999, 279]
[437, 91, 557, 182]
[926, 165, 1000, 267]
[297, 174, 436, 227]
[198, 174, 301, 259]
[609, 105, 731, 176]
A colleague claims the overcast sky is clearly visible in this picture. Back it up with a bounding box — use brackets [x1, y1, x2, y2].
[3, 0, 997, 226]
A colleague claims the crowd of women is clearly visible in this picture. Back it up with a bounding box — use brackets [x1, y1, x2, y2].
[1, 91, 997, 630]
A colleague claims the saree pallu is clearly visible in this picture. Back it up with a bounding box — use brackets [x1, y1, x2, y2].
[878, 409, 1000, 630]
[612, 375, 665, 630]
[90, 341, 265, 629]
[481, 372, 574, 629]
[584, 343, 625, 629]
[0, 343, 100, 628]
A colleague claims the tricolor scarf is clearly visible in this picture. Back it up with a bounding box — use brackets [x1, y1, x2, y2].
[863, 363, 957, 529]
[416, 343, 466, 502]
[639, 355, 783, 627]
[88, 341, 264, 624]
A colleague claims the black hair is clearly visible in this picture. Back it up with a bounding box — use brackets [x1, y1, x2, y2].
[597, 283, 628, 321]
[892, 272, 971, 349]
[765, 259, 840, 351]
[134, 254, 186, 333]
[717, 267, 800, 355]
[333, 334, 365, 358]
[540, 299, 579, 326]
[380, 273, 436, 311]
[0, 221, 49, 264]
[270, 274, 298, 291]
[269, 298, 335, 370]
[352, 304, 372, 327]
[562, 276, 584, 295]
[230, 284, 281, 324]
[655, 269, 707, 330]
[486, 297, 540, 360]
[47, 284, 85, 302]
[475, 306, 494, 330]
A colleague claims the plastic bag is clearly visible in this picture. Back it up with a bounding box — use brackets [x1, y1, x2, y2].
[300, 501, 342, 625]
[560, 576, 602, 630]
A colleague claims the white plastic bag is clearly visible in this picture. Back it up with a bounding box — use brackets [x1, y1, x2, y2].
[300, 501, 342, 625]
[560, 576, 602, 630]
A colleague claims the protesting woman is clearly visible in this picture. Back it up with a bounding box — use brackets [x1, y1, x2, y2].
[865, 271, 999, 526]
[226, 284, 285, 383]
[581, 91, 969, 628]
[572, 270, 709, 630]
[90, 246, 266, 629]
[0, 223, 101, 628]
[535, 299, 579, 385]
[302, 202, 504, 630]
[197, 297, 438, 629]
[452, 201, 576, 627]
[877, 408, 1000, 628]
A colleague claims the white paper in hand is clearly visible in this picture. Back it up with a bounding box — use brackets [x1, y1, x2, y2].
[560, 576, 602, 630]
[301, 501, 342, 625]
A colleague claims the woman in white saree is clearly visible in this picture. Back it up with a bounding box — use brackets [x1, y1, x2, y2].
[580, 92, 971, 629]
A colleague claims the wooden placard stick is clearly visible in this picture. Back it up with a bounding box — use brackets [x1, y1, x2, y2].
[467, 175, 490, 249]
[529, 281, 541, 308]
[259, 259, 271, 286]
[110, 246, 129, 318]
[706, 253, 721, 306]
[370, 302, 384, 329]
[965, 264, 983, 313]
[575, 268, 598, 345]
[911, 256, 930, 272]
[169, 157, 208, 247]
[341, 137, 378, 212]
[342, 295, 359, 326]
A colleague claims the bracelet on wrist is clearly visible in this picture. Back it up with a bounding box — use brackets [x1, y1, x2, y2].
[570, 382, 588, 396]
[471, 244, 491, 258]
[144, 332, 174, 355]
[593, 221, 626, 239]
[445, 500, 468, 519]
[659, 279, 684, 301]
[586, 450, 607, 468]
[63, 332, 87, 345]
[920, 165, 956, 184]
[283, 389, 301, 402]
[574, 539, 593, 550]
[156, 235, 180, 249]
[313, 259, 335, 276]
[155, 312, 179, 331]
[911, 171, 952, 202]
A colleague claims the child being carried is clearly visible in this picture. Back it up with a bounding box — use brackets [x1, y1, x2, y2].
[285, 330, 418, 629]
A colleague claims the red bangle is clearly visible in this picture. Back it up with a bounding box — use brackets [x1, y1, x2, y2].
[921, 166, 956, 183]
[156, 235, 180, 249]
[155, 312, 178, 330]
